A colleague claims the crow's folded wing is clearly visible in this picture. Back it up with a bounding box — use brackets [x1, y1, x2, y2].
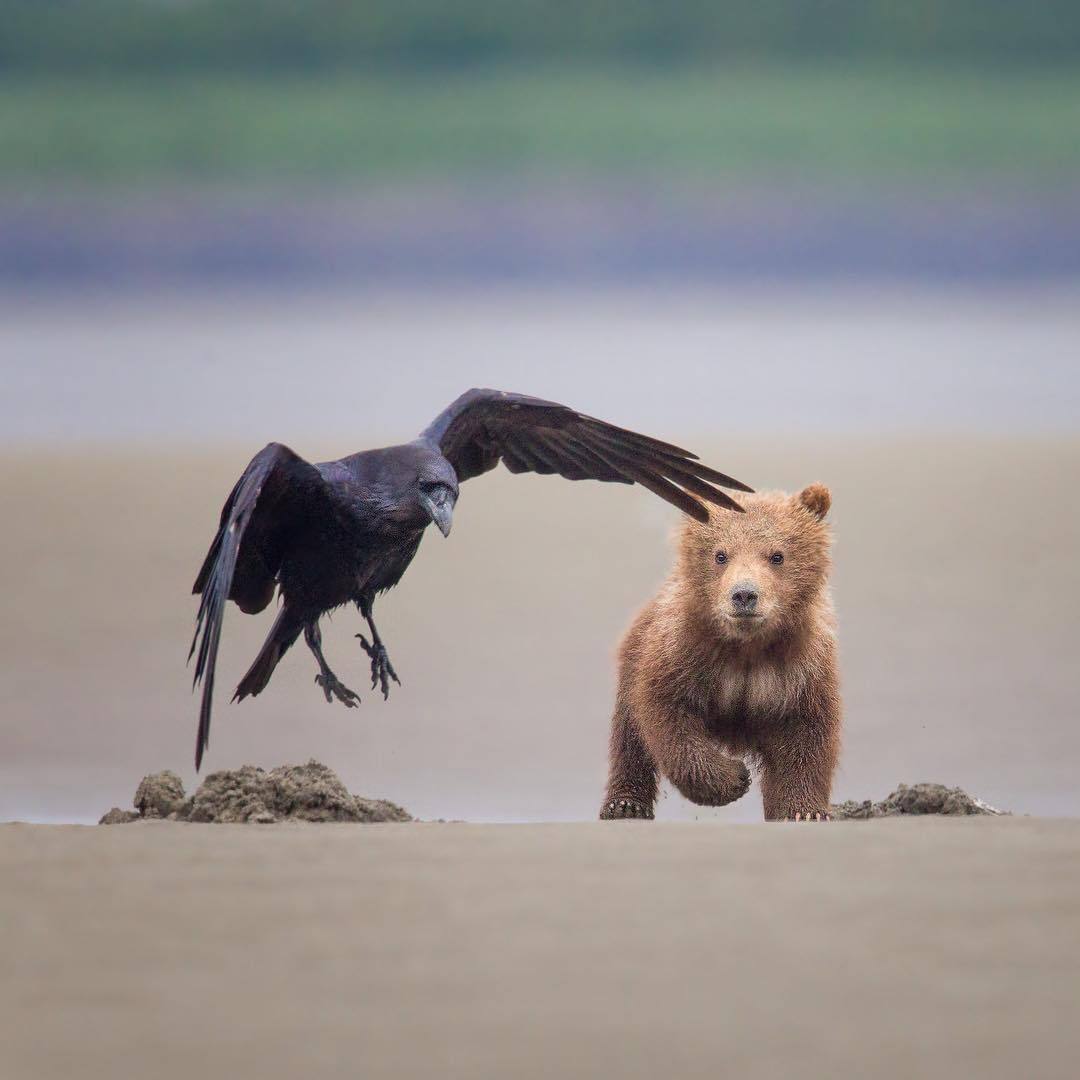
[421, 388, 752, 521]
[189, 442, 338, 769]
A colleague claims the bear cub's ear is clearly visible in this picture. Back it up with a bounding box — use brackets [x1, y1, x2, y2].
[798, 483, 831, 520]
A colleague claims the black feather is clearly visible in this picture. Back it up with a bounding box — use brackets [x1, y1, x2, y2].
[188, 442, 336, 770]
[581, 428, 745, 513]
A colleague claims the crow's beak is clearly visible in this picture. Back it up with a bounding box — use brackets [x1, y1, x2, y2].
[421, 488, 455, 538]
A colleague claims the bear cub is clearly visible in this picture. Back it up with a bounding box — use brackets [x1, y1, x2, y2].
[600, 484, 840, 822]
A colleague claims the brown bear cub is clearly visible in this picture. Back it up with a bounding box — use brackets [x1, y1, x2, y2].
[600, 484, 840, 822]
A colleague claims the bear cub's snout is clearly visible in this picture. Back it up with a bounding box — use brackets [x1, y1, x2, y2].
[729, 581, 760, 615]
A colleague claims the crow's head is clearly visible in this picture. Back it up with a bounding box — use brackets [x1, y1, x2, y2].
[417, 459, 459, 538]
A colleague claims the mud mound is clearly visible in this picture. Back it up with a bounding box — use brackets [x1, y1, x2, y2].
[832, 783, 1008, 820]
[134, 770, 186, 819]
[99, 761, 411, 825]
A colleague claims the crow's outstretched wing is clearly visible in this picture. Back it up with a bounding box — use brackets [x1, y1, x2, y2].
[189, 442, 338, 770]
[421, 389, 752, 520]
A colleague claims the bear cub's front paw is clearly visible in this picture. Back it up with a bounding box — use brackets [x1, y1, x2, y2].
[674, 759, 752, 808]
[600, 797, 655, 820]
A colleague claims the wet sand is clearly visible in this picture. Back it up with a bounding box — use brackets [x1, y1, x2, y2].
[3, 817, 1078, 1080]
[2, 434, 1078, 824]
[2, 287, 1079, 825]
[3, 290, 1078, 1077]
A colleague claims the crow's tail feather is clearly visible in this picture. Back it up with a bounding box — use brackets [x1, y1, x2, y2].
[233, 609, 304, 706]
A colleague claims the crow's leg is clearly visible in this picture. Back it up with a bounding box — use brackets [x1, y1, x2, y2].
[304, 622, 360, 708]
[355, 599, 400, 700]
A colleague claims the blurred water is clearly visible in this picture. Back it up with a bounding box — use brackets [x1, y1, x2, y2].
[2, 286, 1079, 446]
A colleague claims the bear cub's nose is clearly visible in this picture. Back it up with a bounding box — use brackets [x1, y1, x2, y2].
[731, 584, 759, 613]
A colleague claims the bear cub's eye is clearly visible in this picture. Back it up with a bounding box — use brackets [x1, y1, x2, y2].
[770, 552, 784, 565]
[715, 551, 728, 565]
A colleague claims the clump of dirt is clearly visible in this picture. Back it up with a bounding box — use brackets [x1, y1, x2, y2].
[267, 761, 394, 823]
[832, 782, 1008, 820]
[134, 770, 187, 819]
[186, 764, 275, 823]
[99, 760, 411, 825]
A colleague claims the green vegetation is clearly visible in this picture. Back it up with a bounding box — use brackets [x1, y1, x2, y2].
[1, 2, 1076, 187]
[1, 0, 1078, 72]
[1, 66, 1078, 186]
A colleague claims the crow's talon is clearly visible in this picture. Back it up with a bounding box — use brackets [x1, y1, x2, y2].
[356, 635, 400, 701]
[314, 672, 360, 708]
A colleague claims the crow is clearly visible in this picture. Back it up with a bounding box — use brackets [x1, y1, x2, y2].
[190, 388, 752, 769]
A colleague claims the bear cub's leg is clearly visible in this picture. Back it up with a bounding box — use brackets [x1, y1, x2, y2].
[758, 720, 839, 822]
[628, 691, 751, 810]
[602, 692, 752, 818]
[600, 696, 658, 819]
[654, 716, 751, 810]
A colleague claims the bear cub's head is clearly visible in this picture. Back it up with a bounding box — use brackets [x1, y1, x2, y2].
[678, 484, 833, 642]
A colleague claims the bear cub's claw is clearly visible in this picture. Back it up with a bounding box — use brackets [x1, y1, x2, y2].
[600, 798, 654, 820]
[789, 811, 831, 822]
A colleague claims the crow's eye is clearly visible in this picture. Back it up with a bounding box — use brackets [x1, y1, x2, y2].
[715, 551, 727, 565]
[770, 552, 784, 565]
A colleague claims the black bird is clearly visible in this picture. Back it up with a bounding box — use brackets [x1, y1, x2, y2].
[190, 389, 752, 769]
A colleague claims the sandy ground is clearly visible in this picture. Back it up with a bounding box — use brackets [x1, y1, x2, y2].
[3, 291, 1078, 1078]
[2, 817, 1078, 1080]
[2, 434, 1078, 824]
[2, 288, 1079, 824]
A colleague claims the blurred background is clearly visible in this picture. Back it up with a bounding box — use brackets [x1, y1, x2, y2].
[1, 1, 1078, 823]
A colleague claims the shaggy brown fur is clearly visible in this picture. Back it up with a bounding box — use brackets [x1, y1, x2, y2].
[600, 484, 841, 822]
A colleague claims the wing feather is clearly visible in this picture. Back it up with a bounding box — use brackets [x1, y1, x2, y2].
[502, 435, 555, 475]
[578, 420, 753, 493]
[422, 388, 751, 519]
[499, 443, 535, 474]
[531, 430, 629, 484]
[572, 441, 712, 521]
[510, 432, 574, 477]
[189, 443, 334, 770]
[579, 427, 746, 513]
[576, 415, 701, 461]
